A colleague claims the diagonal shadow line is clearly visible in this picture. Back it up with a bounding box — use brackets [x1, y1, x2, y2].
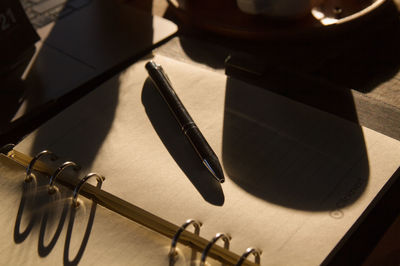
[63, 182, 101, 266]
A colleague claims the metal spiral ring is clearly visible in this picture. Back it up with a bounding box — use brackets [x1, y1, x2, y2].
[236, 247, 262, 266]
[169, 219, 202, 258]
[48, 161, 80, 193]
[72, 173, 105, 207]
[26, 150, 57, 182]
[200, 233, 231, 265]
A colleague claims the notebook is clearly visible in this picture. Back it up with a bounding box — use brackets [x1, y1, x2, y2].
[11, 0, 177, 122]
[1, 54, 400, 265]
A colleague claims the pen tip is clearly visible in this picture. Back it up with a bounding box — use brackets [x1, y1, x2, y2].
[203, 158, 225, 183]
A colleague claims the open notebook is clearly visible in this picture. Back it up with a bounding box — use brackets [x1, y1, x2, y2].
[1, 55, 400, 265]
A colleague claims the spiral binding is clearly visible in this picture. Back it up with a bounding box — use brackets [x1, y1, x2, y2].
[200, 232, 231, 265]
[236, 247, 262, 266]
[23, 150, 107, 204]
[48, 161, 81, 194]
[26, 150, 58, 182]
[169, 219, 202, 259]
[72, 173, 105, 207]
[6, 148, 263, 266]
[171, 220, 262, 266]
[24, 150, 106, 261]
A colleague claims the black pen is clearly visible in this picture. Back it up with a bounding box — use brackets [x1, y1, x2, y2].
[145, 61, 225, 183]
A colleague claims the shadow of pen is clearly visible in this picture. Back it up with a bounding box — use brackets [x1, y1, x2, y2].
[141, 78, 224, 206]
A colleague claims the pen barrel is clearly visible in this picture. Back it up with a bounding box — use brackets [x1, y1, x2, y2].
[146, 61, 224, 182]
[186, 125, 224, 182]
[184, 125, 216, 159]
[146, 61, 194, 128]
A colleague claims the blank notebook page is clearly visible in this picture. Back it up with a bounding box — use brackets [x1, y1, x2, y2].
[6, 55, 400, 265]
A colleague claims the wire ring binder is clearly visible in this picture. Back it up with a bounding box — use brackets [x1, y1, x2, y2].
[169, 219, 202, 258]
[72, 173, 105, 207]
[49, 161, 80, 193]
[6, 149, 263, 266]
[236, 247, 262, 266]
[26, 150, 58, 182]
[200, 233, 231, 265]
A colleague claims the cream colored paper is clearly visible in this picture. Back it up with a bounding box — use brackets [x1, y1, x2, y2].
[0, 155, 201, 266]
[6, 55, 400, 265]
